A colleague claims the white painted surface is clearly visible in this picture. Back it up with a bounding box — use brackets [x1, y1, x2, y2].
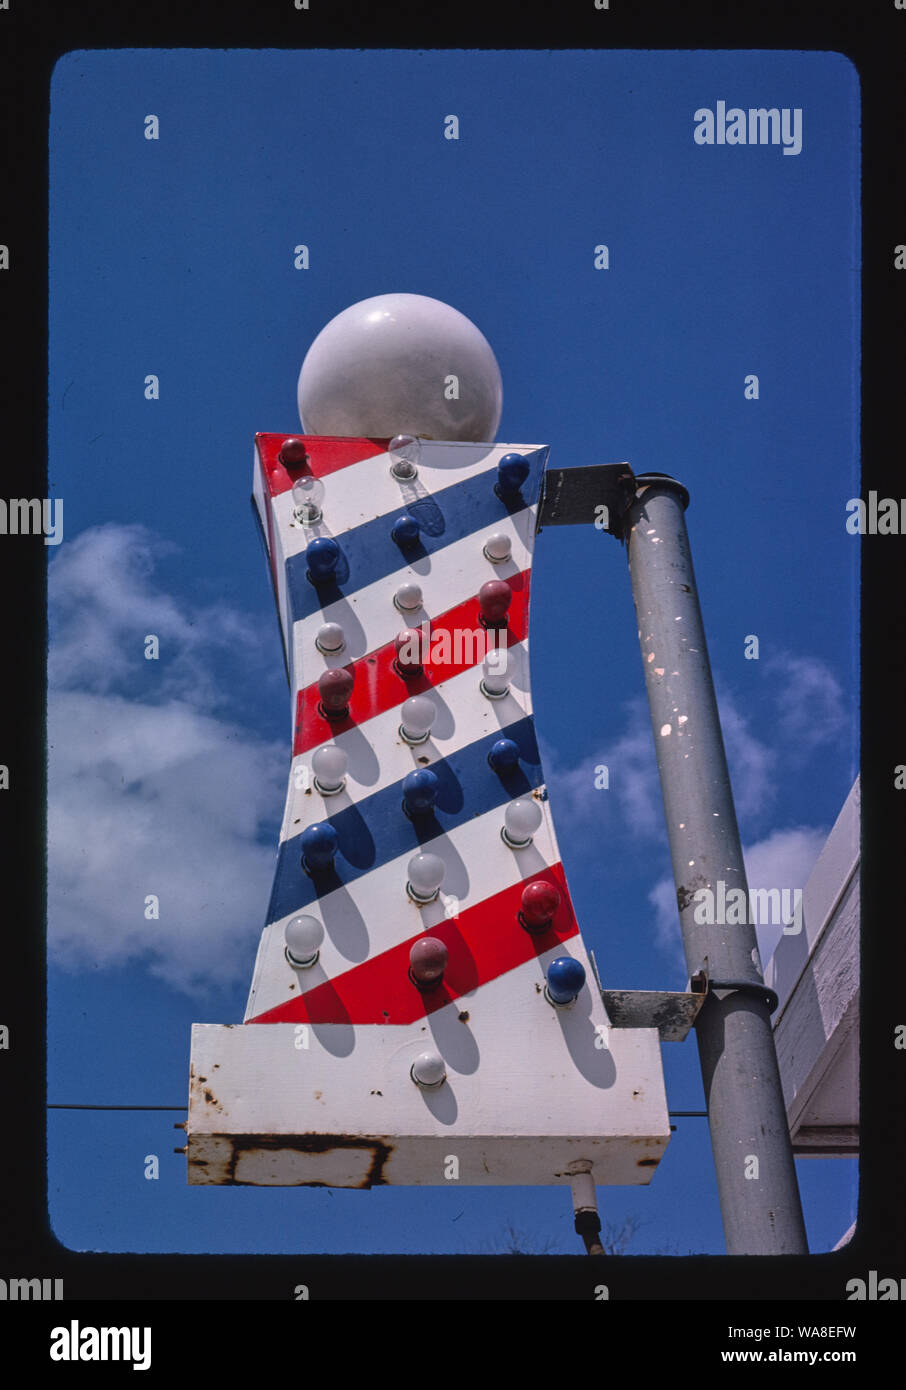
[765, 778, 859, 1154]
[188, 1006, 670, 1186]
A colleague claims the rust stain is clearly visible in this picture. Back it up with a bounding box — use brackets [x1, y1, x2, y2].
[458, 1010, 470, 1022]
[222, 1133, 395, 1189]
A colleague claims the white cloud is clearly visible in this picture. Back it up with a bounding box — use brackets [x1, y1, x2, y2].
[649, 824, 827, 976]
[48, 522, 270, 709]
[765, 653, 846, 753]
[743, 825, 828, 966]
[540, 696, 665, 842]
[714, 684, 778, 823]
[48, 525, 286, 996]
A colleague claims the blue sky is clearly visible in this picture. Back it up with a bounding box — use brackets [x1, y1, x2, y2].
[47, 48, 859, 1256]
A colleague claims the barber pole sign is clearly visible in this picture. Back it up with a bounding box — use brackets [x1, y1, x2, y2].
[186, 433, 669, 1188]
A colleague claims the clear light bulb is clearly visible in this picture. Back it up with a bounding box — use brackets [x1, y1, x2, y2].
[291, 473, 326, 524]
[502, 797, 543, 848]
[407, 851, 445, 902]
[480, 648, 509, 699]
[284, 914, 324, 968]
[399, 695, 436, 744]
[410, 1050, 446, 1088]
[312, 745, 348, 795]
[394, 581, 423, 613]
[315, 622, 346, 654]
[389, 433, 421, 480]
[483, 532, 512, 563]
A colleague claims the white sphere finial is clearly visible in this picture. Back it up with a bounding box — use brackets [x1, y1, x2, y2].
[297, 293, 503, 442]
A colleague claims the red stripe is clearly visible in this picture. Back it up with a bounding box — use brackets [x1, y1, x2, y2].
[246, 864, 577, 1025]
[255, 433, 390, 499]
[293, 570, 530, 755]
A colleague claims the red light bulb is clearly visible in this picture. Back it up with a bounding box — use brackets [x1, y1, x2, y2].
[279, 437, 310, 467]
[479, 579, 513, 627]
[520, 880, 561, 929]
[409, 936, 448, 989]
[394, 628, 424, 677]
[318, 667, 354, 716]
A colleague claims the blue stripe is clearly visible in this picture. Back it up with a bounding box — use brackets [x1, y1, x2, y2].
[284, 447, 548, 622]
[267, 715, 543, 923]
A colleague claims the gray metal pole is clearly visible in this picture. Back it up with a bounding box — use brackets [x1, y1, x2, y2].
[624, 474, 808, 1255]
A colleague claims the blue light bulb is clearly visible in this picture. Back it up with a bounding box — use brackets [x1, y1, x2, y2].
[497, 452, 530, 494]
[402, 768, 440, 815]
[391, 514, 421, 547]
[300, 821, 339, 872]
[488, 737, 521, 772]
[546, 957, 586, 1005]
[306, 536, 340, 580]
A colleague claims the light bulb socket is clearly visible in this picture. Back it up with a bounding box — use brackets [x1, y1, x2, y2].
[480, 678, 509, 701]
[544, 983, 578, 1010]
[517, 909, 551, 935]
[410, 1061, 446, 1089]
[393, 594, 422, 614]
[293, 503, 323, 525]
[483, 541, 510, 564]
[408, 966, 444, 993]
[407, 879, 440, 904]
[317, 701, 350, 722]
[390, 460, 418, 481]
[478, 612, 509, 631]
[285, 944, 320, 969]
[399, 723, 431, 746]
[313, 774, 345, 796]
[392, 658, 423, 680]
[315, 635, 345, 655]
[501, 825, 534, 849]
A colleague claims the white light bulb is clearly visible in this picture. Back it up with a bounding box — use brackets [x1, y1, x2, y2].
[400, 695, 436, 744]
[394, 581, 423, 613]
[315, 622, 346, 654]
[480, 649, 509, 699]
[503, 798, 543, 848]
[483, 532, 512, 563]
[312, 745, 348, 794]
[407, 851, 445, 902]
[411, 1050, 446, 1088]
[389, 433, 421, 479]
[284, 914, 325, 967]
[291, 474, 326, 524]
